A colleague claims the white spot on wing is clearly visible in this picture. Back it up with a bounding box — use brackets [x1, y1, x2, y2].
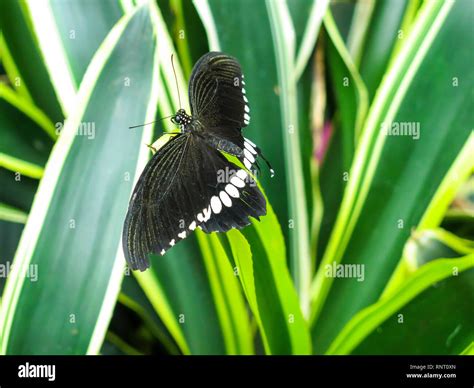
[231, 176, 245, 188]
[178, 231, 186, 239]
[243, 95, 248, 103]
[244, 149, 255, 163]
[210, 196, 222, 214]
[244, 159, 252, 169]
[237, 169, 248, 181]
[219, 191, 232, 207]
[169, 239, 175, 246]
[225, 184, 239, 198]
[189, 221, 196, 230]
[197, 213, 204, 222]
[203, 206, 211, 221]
[160, 249, 166, 256]
[242, 88, 246, 94]
[244, 142, 257, 154]
[245, 138, 256, 147]
[244, 105, 250, 113]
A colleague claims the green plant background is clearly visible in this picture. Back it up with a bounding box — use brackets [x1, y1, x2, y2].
[0, 0, 472, 355]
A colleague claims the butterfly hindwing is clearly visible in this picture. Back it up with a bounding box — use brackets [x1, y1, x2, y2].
[197, 151, 266, 234]
[122, 133, 266, 271]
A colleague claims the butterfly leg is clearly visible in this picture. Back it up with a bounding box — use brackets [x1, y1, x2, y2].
[146, 143, 157, 154]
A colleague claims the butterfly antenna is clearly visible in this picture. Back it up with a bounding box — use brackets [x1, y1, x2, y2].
[129, 114, 174, 129]
[171, 54, 182, 109]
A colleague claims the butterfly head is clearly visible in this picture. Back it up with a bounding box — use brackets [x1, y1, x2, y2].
[171, 109, 192, 132]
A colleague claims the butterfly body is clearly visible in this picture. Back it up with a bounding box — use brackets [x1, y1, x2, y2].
[123, 52, 272, 271]
[171, 108, 193, 132]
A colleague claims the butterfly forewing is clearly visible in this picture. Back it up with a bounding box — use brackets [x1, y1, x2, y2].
[188, 52, 271, 174]
[123, 133, 266, 271]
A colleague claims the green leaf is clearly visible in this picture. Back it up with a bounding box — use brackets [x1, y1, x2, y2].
[0, 203, 28, 224]
[418, 137, 474, 230]
[0, 5, 159, 354]
[287, 0, 316, 51]
[234, 199, 311, 355]
[0, 84, 56, 140]
[381, 228, 474, 298]
[290, 1, 329, 271]
[325, 12, 368, 139]
[317, 10, 368, 265]
[102, 331, 142, 355]
[103, 288, 179, 355]
[133, 263, 191, 355]
[26, 0, 121, 116]
[330, 1, 354, 42]
[291, 0, 330, 81]
[442, 186, 474, 240]
[118, 276, 180, 355]
[135, 231, 251, 355]
[358, 0, 409, 100]
[326, 256, 474, 355]
[0, 35, 33, 103]
[299, 67, 321, 271]
[460, 342, 474, 355]
[0, 168, 38, 212]
[0, 220, 24, 296]
[0, 84, 55, 179]
[0, 0, 63, 122]
[197, 232, 253, 354]
[48, 0, 124, 87]
[160, 0, 209, 79]
[346, 0, 376, 67]
[388, 0, 422, 65]
[265, 0, 311, 315]
[311, 0, 472, 353]
[406, 229, 473, 265]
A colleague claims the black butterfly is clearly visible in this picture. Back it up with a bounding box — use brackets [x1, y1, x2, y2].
[123, 52, 273, 271]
